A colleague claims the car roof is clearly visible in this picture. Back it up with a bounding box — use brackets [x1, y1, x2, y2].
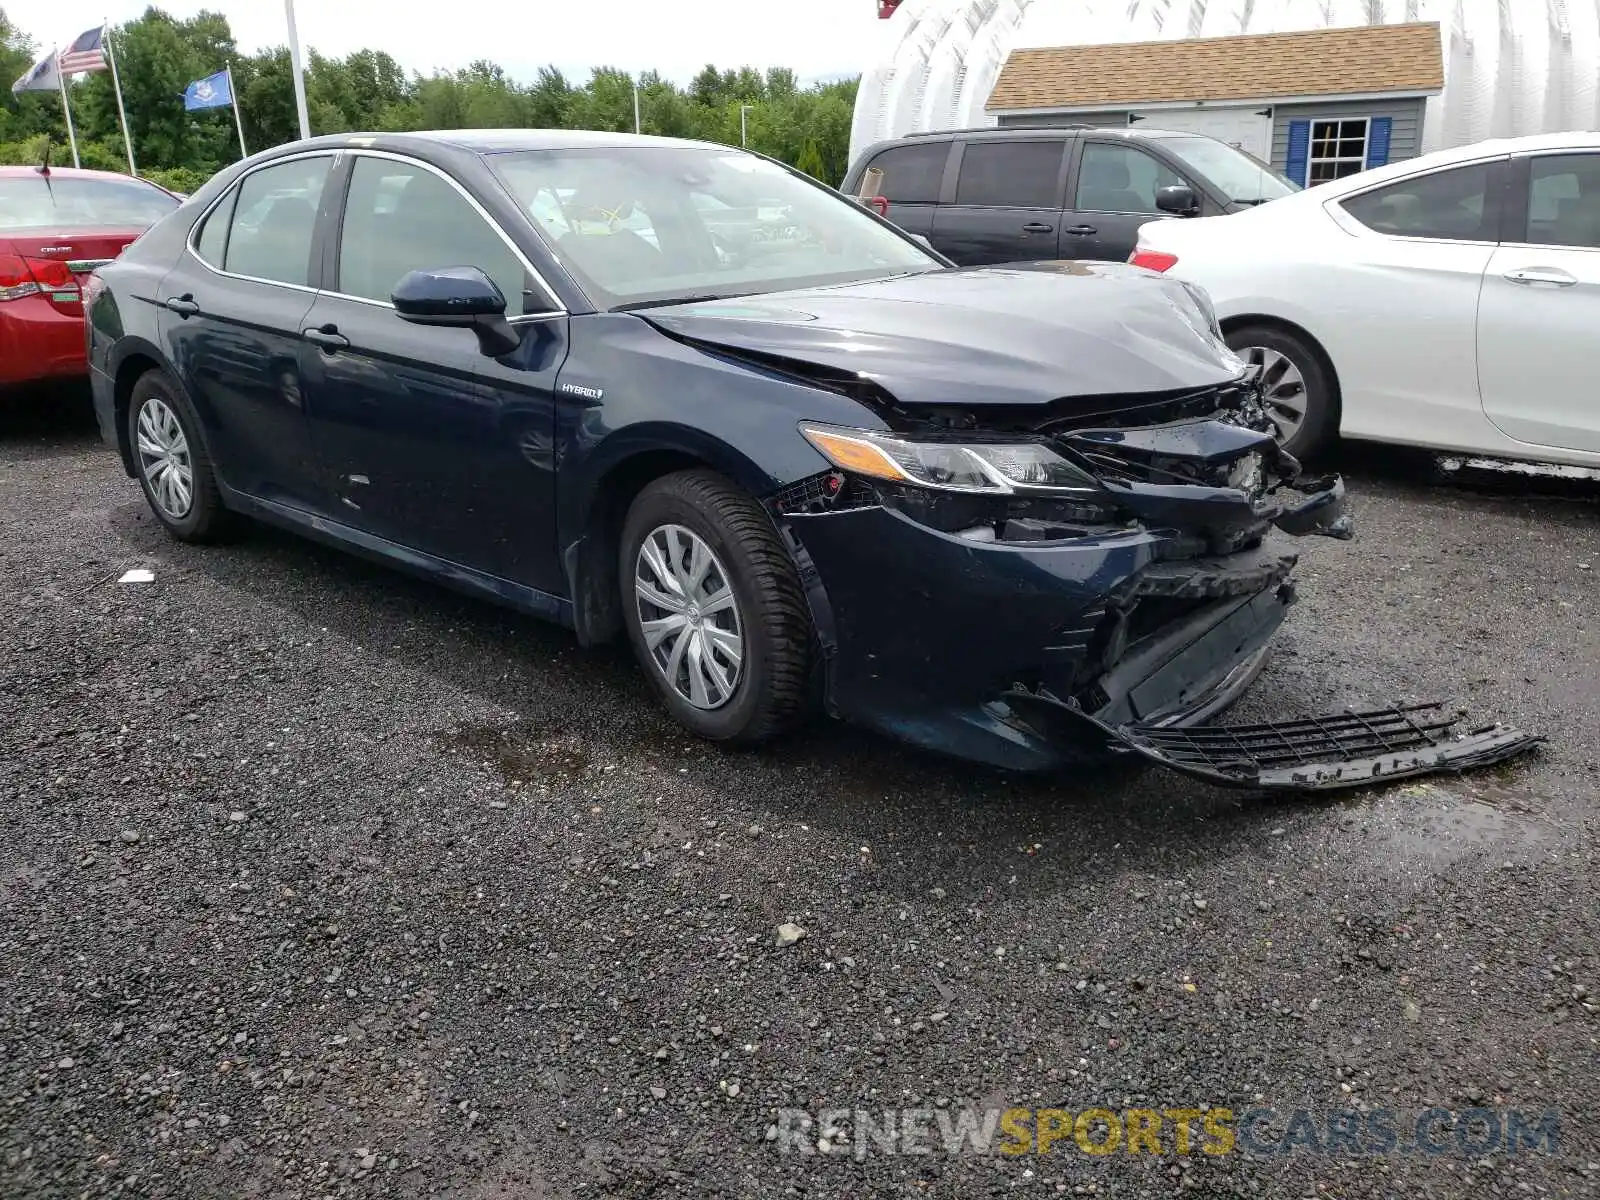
[0, 165, 159, 181]
[886, 124, 1212, 143]
[273, 128, 733, 156]
[1407, 130, 1600, 164]
[1270, 128, 1600, 204]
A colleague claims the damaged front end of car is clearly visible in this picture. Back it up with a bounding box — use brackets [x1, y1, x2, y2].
[761, 374, 1540, 790]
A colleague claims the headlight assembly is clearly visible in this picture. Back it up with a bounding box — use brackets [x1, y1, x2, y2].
[799, 423, 1101, 495]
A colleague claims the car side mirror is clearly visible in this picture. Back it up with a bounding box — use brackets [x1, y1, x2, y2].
[392, 265, 521, 358]
[1155, 184, 1200, 217]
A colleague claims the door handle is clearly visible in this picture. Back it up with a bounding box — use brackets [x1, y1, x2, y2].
[301, 324, 350, 351]
[1503, 266, 1578, 287]
[163, 295, 199, 317]
[1021, 222, 1054, 234]
[1064, 225, 1098, 236]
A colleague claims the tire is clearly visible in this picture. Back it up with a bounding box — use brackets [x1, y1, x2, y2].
[620, 469, 812, 745]
[127, 369, 233, 543]
[1225, 323, 1338, 461]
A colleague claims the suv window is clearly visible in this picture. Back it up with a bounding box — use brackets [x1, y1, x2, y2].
[1340, 162, 1497, 241]
[866, 142, 947, 205]
[1075, 143, 1184, 214]
[955, 140, 1063, 208]
[222, 156, 331, 286]
[337, 156, 532, 313]
[1524, 153, 1600, 249]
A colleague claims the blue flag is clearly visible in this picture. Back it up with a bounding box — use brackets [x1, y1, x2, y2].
[184, 69, 233, 111]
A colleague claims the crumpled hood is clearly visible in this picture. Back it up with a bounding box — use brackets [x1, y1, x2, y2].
[641, 261, 1246, 408]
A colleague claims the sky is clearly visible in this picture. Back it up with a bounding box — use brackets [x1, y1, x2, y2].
[6, 0, 890, 85]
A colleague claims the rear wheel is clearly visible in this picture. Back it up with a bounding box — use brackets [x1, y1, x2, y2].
[620, 469, 812, 745]
[1225, 323, 1337, 460]
[127, 370, 232, 542]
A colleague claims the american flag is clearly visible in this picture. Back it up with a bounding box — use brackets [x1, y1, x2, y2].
[57, 26, 107, 75]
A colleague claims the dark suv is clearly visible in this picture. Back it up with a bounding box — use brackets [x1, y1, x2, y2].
[843, 125, 1299, 266]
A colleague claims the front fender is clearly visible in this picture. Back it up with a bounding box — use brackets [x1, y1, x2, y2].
[553, 312, 875, 646]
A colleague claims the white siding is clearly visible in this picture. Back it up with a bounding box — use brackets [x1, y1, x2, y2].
[853, 0, 1600, 167]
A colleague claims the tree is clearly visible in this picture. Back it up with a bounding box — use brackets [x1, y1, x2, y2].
[0, 5, 864, 189]
[794, 137, 827, 181]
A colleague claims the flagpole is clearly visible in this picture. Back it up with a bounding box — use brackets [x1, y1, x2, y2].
[284, 0, 311, 140]
[103, 21, 137, 175]
[55, 49, 81, 168]
[228, 65, 248, 158]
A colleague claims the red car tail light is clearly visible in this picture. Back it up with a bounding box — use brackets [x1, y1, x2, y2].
[25, 257, 75, 289]
[0, 254, 42, 302]
[1129, 249, 1178, 273]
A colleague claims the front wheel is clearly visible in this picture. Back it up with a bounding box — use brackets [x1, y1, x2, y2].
[620, 469, 813, 745]
[1225, 323, 1337, 461]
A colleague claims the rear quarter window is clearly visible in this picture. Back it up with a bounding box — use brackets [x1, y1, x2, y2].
[864, 142, 949, 205]
[1339, 162, 1499, 241]
[192, 188, 236, 266]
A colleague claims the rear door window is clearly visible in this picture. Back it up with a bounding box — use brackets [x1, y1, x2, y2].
[1339, 162, 1499, 242]
[954, 140, 1066, 208]
[222, 156, 332, 286]
[865, 142, 949, 205]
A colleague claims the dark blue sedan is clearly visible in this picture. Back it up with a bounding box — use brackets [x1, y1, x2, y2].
[84, 130, 1538, 789]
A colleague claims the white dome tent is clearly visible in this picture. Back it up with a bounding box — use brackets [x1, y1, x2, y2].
[850, 0, 1600, 167]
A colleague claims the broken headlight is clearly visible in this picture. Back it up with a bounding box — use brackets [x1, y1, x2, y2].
[799, 423, 1101, 495]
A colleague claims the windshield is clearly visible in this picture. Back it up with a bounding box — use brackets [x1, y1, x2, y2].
[0, 174, 180, 230]
[489, 146, 940, 309]
[1146, 136, 1299, 205]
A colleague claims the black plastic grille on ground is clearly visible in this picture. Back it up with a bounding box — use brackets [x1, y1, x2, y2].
[1115, 702, 1544, 791]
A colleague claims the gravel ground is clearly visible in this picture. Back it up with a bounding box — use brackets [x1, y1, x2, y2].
[1, 391, 1597, 1199]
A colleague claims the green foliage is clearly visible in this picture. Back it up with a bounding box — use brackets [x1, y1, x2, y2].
[794, 137, 828, 182]
[1, 6, 861, 188]
[142, 164, 208, 194]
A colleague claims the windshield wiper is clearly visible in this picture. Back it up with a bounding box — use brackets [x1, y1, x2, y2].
[613, 292, 741, 312]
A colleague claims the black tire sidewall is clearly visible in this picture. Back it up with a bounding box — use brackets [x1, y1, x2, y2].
[619, 481, 788, 742]
[127, 372, 216, 540]
[1227, 325, 1336, 460]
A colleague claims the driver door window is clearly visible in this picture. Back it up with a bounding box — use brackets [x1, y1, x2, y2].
[1063, 143, 1187, 262]
[1074, 143, 1183, 214]
[336, 157, 532, 313]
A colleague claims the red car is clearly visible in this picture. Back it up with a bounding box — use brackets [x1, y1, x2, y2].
[1, 166, 183, 388]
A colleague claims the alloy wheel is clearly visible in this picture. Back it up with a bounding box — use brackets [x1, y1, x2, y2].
[1240, 345, 1308, 444]
[135, 397, 194, 519]
[634, 524, 744, 710]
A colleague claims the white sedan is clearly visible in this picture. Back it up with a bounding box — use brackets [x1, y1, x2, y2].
[1130, 132, 1600, 467]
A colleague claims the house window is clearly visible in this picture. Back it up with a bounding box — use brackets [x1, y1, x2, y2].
[1308, 118, 1370, 184]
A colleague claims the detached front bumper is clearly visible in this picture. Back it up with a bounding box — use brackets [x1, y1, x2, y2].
[785, 502, 1306, 772]
[783, 483, 1540, 787]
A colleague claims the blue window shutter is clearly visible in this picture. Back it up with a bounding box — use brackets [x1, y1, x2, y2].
[1366, 117, 1393, 169]
[1285, 119, 1311, 186]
